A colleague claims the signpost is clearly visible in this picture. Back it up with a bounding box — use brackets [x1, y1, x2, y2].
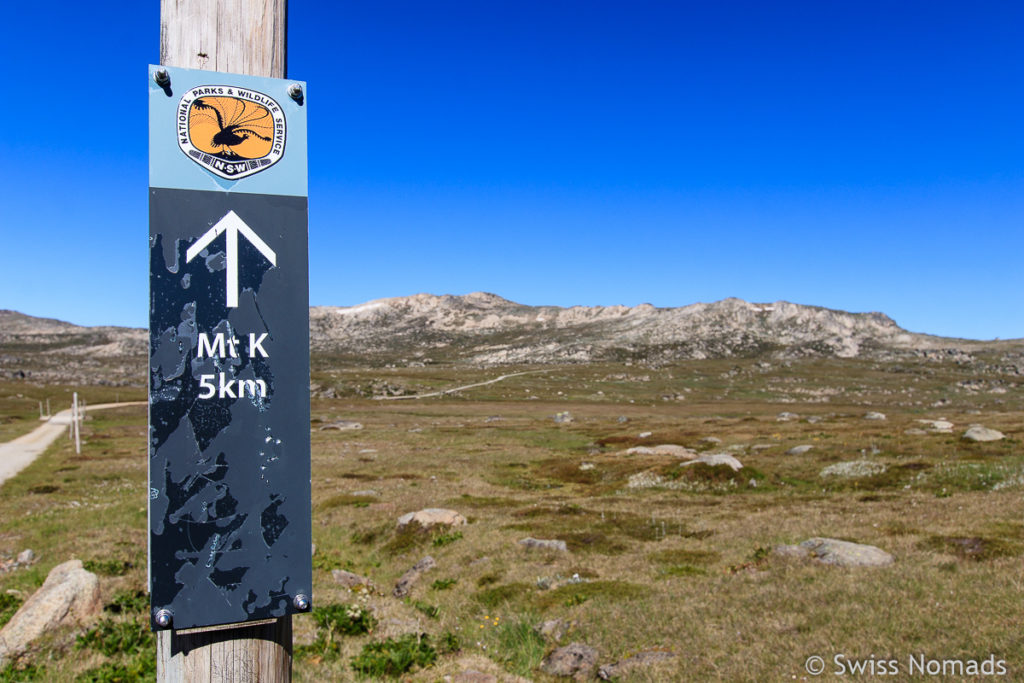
[148, 61, 310, 679]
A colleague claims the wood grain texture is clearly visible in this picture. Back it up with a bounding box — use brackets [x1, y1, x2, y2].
[160, 0, 287, 77]
[156, 617, 292, 682]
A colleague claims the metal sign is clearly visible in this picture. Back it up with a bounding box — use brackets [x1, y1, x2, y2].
[148, 65, 311, 631]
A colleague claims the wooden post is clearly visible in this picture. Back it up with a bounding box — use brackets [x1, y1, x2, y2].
[160, 0, 287, 77]
[72, 392, 81, 454]
[157, 1, 292, 681]
[157, 619, 292, 681]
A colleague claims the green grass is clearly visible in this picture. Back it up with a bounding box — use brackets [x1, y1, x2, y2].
[430, 530, 463, 547]
[2, 354, 1024, 681]
[481, 616, 546, 677]
[0, 664, 41, 683]
[312, 603, 377, 637]
[82, 559, 134, 577]
[536, 580, 649, 610]
[75, 620, 153, 658]
[917, 535, 1022, 562]
[350, 634, 437, 678]
[0, 593, 22, 628]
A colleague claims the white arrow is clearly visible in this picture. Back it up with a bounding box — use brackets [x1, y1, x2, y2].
[186, 211, 277, 308]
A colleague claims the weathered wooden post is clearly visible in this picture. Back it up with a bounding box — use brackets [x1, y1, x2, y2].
[72, 392, 81, 454]
[150, 1, 311, 681]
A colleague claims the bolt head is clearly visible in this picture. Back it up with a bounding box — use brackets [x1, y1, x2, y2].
[293, 594, 311, 611]
[154, 68, 170, 86]
[288, 83, 303, 101]
[154, 608, 173, 628]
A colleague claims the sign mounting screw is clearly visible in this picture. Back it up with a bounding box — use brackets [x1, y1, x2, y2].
[154, 68, 170, 86]
[287, 83, 303, 101]
[154, 608, 173, 628]
[293, 594, 311, 611]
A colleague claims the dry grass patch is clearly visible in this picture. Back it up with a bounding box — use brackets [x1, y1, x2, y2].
[504, 506, 685, 555]
[918, 535, 1022, 562]
[2, 355, 1023, 680]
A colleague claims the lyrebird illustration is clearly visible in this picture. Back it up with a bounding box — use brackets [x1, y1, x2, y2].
[191, 98, 273, 158]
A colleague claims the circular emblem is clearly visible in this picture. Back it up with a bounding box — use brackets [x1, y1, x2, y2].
[177, 85, 286, 180]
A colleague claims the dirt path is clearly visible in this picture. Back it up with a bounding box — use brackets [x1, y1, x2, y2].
[372, 370, 550, 400]
[0, 402, 146, 488]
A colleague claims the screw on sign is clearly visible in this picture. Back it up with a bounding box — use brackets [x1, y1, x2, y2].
[148, 64, 311, 633]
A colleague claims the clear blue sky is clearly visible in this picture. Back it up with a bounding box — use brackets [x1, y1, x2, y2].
[1, 2, 1020, 339]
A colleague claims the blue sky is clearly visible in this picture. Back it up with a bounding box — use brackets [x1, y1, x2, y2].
[0, 2, 1021, 339]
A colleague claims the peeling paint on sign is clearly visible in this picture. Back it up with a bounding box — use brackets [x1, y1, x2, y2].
[149, 65, 310, 631]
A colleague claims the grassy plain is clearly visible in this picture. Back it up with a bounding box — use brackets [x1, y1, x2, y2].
[0, 353, 1022, 681]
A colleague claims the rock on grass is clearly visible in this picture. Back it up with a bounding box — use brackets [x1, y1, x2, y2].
[397, 508, 467, 529]
[519, 538, 568, 552]
[624, 445, 697, 458]
[319, 420, 363, 431]
[916, 419, 953, 433]
[962, 426, 1005, 442]
[393, 556, 437, 598]
[541, 642, 599, 680]
[775, 538, 894, 567]
[682, 452, 743, 471]
[332, 569, 375, 591]
[0, 560, 100, 667]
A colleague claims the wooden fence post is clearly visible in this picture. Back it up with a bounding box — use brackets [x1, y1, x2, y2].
[72, 392, 80, 454]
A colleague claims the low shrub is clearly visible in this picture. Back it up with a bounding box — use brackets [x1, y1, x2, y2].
[350, 634, 437, 678]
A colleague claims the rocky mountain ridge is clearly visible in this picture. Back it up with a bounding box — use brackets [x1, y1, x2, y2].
[0, 310, 147, 385]
[309, 292, 989, 365]
[1, 295, 1017, 384]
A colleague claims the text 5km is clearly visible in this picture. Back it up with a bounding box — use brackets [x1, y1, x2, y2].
[197, 373, 268, 399]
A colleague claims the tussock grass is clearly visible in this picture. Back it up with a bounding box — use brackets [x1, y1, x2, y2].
[2, 355, 1024, 680]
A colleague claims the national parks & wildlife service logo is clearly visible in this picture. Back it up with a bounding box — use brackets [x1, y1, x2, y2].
[177, 85, 286, 180]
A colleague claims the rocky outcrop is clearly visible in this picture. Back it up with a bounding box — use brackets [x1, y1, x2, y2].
[682, 453, 744, 471]
[541, 642, 599, 680]
[0, 560, 101, 666]
[519, 538, 568, 552]
[5, 294, 1012, 382]
[0, 311, 145, 386]
[393, 556, 436, 598]
[962, 426, 1005, 442]
[332, 569, 375, 591]
[775, 538, 894, 567]
[624, 445, 697, 458]
[307, 293, 982, 366]
[396, 509, 467, 529]
[917, 419, 954, 434]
